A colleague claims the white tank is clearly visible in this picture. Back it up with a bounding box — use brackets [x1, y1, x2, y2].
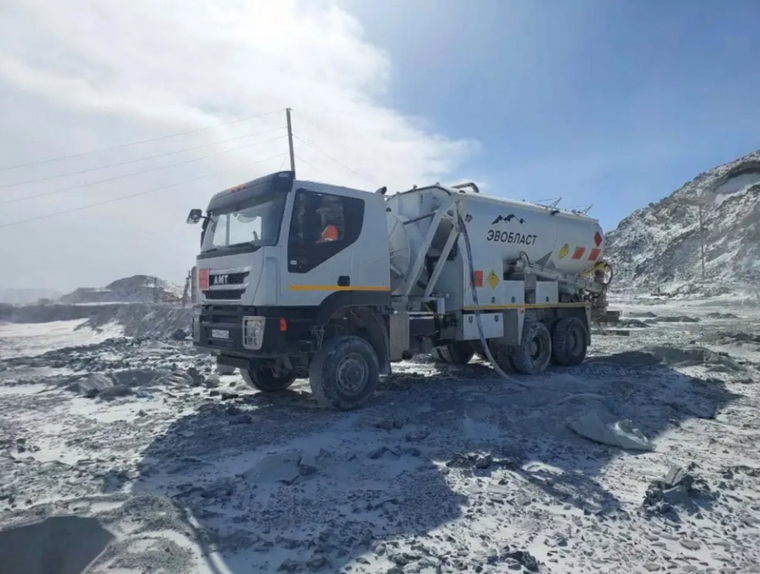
[386, 186, 605, 293]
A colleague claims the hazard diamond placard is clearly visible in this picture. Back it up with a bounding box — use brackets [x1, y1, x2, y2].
[487, 270, 500, 290]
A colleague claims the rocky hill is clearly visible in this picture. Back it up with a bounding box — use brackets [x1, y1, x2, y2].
[605, 149, 760, 296]
[59, 275, 183, 304]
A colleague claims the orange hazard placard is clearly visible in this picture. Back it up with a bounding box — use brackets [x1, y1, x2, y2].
[473, 270, 483, 288]
[572, 247, 586, 260]
[589, 248, 602, 262]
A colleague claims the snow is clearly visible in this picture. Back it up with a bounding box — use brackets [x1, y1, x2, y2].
[0, 319, 123, 359]
[1, 295, 759, 573]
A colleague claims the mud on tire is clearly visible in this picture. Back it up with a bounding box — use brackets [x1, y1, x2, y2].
[551, 316, 589, 366]
[309, 335, 379, 410]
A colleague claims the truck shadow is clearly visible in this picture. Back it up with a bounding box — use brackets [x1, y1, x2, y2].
[131, 349, 740, 573]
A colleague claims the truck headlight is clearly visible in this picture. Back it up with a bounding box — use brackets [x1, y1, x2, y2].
[243, 316, 266, 350]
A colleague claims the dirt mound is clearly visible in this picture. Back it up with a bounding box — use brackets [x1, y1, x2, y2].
[0, 516, 114, 574]
[597, 346, 740, 372]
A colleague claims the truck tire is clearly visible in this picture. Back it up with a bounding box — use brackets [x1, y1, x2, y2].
[434, 342, 474, 365]
[510, 321, 552, 375]
[309, 335, 379, 410]
[551, 317, 589, 366]
[483, 339, 516, 372]
[241, 365, 296, 392]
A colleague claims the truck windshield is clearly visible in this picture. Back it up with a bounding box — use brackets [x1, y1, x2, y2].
[201, 193, 286, 253]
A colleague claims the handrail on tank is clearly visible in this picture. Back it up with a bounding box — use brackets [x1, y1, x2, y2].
[451, 182, 480, 194]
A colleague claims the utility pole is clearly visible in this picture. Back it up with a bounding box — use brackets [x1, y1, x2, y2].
[286, 108, 296, 176]
[699, 203, 705, 282]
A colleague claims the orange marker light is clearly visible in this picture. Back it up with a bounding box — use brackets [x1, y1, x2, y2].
[279, 317, 288, 332]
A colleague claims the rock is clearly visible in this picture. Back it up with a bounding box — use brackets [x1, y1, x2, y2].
[306, 555, 330, 571]
[203, 375, 221, 388]
[243, 452, 303, 485]
[643, 465, 716, 518]
[504, 550, 540, 572]
[373, 419, 403, 431]
[680, 539, 701, 551]
[187, 367, 204, 386]
[475, 454, 493, 469]
[216, 364, 237, 375]
[171, 329, 187, 340]
[98, 384, 133, 400]
[368, 447, 399, 460]
[165, 371, 192, 386]
[278, 559, 301, 572]
[229, 414, 252, 425]
[221, 392, 240, 401]
[405, 428, 430, 442]
[67, 373, 115, 398]
[644, 562, 661, 571]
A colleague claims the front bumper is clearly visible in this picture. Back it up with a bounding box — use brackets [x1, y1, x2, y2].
[193, 305, 315, 359]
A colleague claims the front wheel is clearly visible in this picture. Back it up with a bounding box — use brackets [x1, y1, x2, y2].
[241, 365, 296, 392]
[309, 336, 380, 410]
[511, 321, 552, 375]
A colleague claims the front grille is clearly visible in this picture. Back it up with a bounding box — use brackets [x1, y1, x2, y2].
[204, 289, 243, 300]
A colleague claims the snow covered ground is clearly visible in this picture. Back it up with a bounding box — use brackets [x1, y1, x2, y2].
[1, 298, 759, 574]
[0, 319, 124, 360]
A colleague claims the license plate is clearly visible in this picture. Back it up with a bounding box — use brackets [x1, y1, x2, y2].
[211, 329, 230, 340]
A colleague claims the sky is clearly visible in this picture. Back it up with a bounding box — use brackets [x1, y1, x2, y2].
[1, 0, 759, 292]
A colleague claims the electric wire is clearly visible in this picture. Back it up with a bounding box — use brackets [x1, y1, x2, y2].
[0, 126, 286, 189]
[0, 134, 288, 206]
[0, 153, 287, 229]
[292, 133, 374, 184]
[0, 108, 284, 172]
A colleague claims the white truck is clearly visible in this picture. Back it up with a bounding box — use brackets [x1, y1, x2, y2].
[187, 171, 616, 409]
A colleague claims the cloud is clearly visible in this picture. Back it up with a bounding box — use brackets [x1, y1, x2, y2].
[0, 0, 477, 291]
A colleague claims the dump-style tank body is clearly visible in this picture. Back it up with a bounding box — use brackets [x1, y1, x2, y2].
[386, 187, 605, 286]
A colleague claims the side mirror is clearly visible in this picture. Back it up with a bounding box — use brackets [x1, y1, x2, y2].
[187, 209, 203, 224]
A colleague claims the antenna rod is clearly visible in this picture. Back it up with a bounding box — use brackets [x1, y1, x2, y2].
[286, 108, 296, 176]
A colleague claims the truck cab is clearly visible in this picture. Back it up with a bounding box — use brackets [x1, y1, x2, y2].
[188, 171, 392, 409]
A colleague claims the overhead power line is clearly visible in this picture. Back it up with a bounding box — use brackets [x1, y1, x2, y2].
[0, 107, 284, 172]
[293, 133, 373, 184]
[0, 153, 287, 229]
[0, 134, 288, 206]
[0, 125, 286, 189]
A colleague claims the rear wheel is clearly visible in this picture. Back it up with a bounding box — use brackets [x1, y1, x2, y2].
[551, 317, 589, 366]
[241, 364, 296, 392]
[309, 335, 379, 410]
[434, 342, 475, 365]
[511, 321, 552, 375]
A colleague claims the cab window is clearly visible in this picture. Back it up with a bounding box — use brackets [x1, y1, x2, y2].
[288, 189, 364, 273]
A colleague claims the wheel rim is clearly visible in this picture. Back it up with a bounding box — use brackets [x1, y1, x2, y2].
[336, 352, 369, 396]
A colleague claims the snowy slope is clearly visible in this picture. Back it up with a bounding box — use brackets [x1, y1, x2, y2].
[59, 275, 183, 304]
[606, 149, 760, 296]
